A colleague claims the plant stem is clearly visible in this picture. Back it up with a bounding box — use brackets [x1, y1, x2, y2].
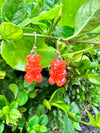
[23, 33, 100, 45]
[48, 15, 61, 34]
[23, 33, 60, 40]
[68, 40, 100, 45]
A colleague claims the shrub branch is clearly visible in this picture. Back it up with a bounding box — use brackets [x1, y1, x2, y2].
[23, 33, 100, 45]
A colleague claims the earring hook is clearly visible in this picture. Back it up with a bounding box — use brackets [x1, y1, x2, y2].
[56, 37, 63, 60]
[31, 32, 37, 55]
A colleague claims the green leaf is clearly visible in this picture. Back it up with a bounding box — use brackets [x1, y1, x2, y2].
[39, 114, 48, 126]
[78, 59, 91, 70]
[91, 105, 98, 115]
[49, 87, 65, 103]
[43, 0, 61, 11]
[1, 38, 56, 71]
[0, 123, 4, 133]
[0, 22, 23, 40]
[6, 115, 17, 125]
[61, 0, 87, 27]
[64, 114, 68, 133]
[0, 70, 6, 79]
[86, 109, 96, 126]
[42, 99, 51, 110]
[96, 112, 100, 122]
[31, 5, 62, 21]
[28, 115, 39, 129]
[64, 114, 75, 133]
[3, 106, 10, 115]
[10, 101, 18, 109]
[17, 92, 28, 106]
[29, 91, 37, 99]
[37, 46, 56, 68]
[1, 0, 26, 24]
[40, 125, 48, 132]
[27, 2, 40, 17]
[8, 84, 19, 99]
[75, 0, 100, 36]
[70, 102, 81, 120]
[33, 124, 40, 132]
[0, 110, 3, 118]
[20, 107, 27, 113]
[51, 103, 70, 112]
[38, 104, 45, 115]
[54, 26, 74, 38]
[10, 109, 21, 119]
[19, 117, 26, 127]
[25, 0, 34, 4]
[19, 19, 47, 29]
[88, 74, 100, 85]
[73, 122, 82, 131]
[96, 112, 100, 128]
[12, 125, 17, 132]
[0, 0, 6, 9]
[0, 95, 8, 109]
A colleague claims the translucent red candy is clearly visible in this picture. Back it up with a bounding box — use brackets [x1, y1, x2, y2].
[48, 59, 67, 87]
[24, 54, 43, 83]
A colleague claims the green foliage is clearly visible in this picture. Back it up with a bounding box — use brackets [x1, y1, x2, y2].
[1, 0, 26, 24]
[8, 84, 19, 99]
[0, 0, 100, 132]
[75, 0, 100, 36]
[1, 38, 56, 70]
[64, 114, 75, 133]
[54, 26, 74, 38]
[88, 74, 100, 85]
[0, 22, 23, 40]
[0, 123, 4, 133]
[17, 92, 28, 106]
[43, 0, 61, 11]
[61, 0, 87, 27]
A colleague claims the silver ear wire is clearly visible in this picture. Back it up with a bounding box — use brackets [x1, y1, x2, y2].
[56, 37, 63, 60]
[31, 32, 37, 55]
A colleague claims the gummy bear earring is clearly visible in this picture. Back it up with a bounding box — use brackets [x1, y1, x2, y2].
[48, 38, 67, 87]
[24, 32, 43, 83]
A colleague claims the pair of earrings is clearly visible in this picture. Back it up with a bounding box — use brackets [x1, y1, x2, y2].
[24, 34, 67, 87]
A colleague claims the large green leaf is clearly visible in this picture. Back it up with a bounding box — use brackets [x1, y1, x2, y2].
[1, 0, 26, 24]
[0, 22, 23, 40]
[75, 0, 100, 36]
[61, 0, 87, 27]
[88, 74, 100, 85]
[1, 38, 56, 71]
